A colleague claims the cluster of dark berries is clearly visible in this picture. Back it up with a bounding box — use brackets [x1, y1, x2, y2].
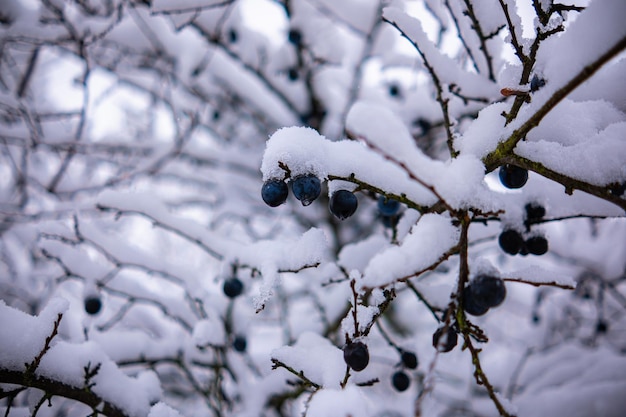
[262, 174, 359, 221]
[343, 341, 369, 372]
[530, 74, 546, 92]
[499, 203, 549, 256]
[463, 275, 507, 316]
[378, 196, 401, 228]
[499, 164, 528, 189]
[391, 350, 418, 392]
[432, 325, 458, 353]
[84, 296, 102, 315]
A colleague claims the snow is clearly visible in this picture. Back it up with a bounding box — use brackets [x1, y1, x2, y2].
[306, 385, 373, 417]
[271, 331, 346, 388]
[361, 214, 459, 288]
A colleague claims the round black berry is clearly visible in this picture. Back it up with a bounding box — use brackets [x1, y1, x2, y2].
[596, 320, 608, 334]
[499, 229, 524, 255]
[84, 296, 102, 315]
[526, 235, 548, 255]
[525, 203, 546, 222]
[391, 371, 410, 392]
[228, 29, 238, 43]
[462, 286, 490, 316]
[432, 326, 457, 353]
[233, 335, 247, 352]
[499, 164, 528, 189]
[330, 190, 358, 220]
[388, 84, 400, 97]
[288, 28, 302, 45]
[378, 196, 400, 216]
[287, 67, 299, 81]
[469, 275, 507, 309]
[262, 180, 288, 207]
[291, 174, 321, 206]
[343, 341, 369, 372]
[223, 277, 244, 299]
[400, 351, 418, 369]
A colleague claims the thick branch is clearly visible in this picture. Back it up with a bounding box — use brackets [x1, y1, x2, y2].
[0, 368, 128, 417]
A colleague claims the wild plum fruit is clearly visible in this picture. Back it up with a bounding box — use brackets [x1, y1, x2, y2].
[468, 275, 507, 310]
[84, 296, 102, 315]
[499, 229, 524, 255]
[499, 164, 528, 189]
[392, 371, 410, 392]
[377, 196, 400, 216]
[432, 326, 458, 353]
[400, 350, 418, 369]
[223, 277, 244, 299]
[526, 235, 548, 255]
[330, 190, 358, 220]
[291, 174, 321, 206]
[262, 180, 288, 207]
[343, 341, 369, 372]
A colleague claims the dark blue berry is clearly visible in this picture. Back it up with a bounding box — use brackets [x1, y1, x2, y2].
[499, 164, 528, 189]
[233, 335, 247, 352]
[525, 203, 546, 222]
[343, 341, 369, 372]
[463, 286, 490, 316]
[288, 29, 302, 45]
[432, 326, 457, 353]
[84, 296, 102, 315]
[330, 190, 358, 220]
[467, 275, 507, 311]
[388, 84, 401, 97]
[499, 229, 524, 255]
[400, 351, 418, 369]
[228, 29, 238, 43]
[392, 371, 410, 392]
[287, 68, 299, 81]
[262, 180, 288, 207]
[291, 175, 321, 206]
[378, 196, 400, 216]
[526, 235, 548, 255]
[223, 277, 244, 298]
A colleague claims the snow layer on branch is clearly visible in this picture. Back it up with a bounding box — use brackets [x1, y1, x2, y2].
[224, 228, 328, 310]
[0, 299, 161, 417]
[382, 7, 499, 99]
[0, 297, 68, 370]
[307, 385, 373, 417]
[271, 331, 345, 388]
[361, 214, 459, 288]
[148, 403, 181, 417]
[503, 265, 576, 288]
[517, 99, 626, 185]
[457, 102, 509, 158]
[516, 345, 626, 417]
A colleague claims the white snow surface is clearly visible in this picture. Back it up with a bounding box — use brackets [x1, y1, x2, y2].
[271, 331, 345, 388]
[361, 214, 459, 288]
[0, 298, 162, 417]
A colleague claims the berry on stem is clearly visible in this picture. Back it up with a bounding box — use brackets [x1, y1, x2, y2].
[291, 174, 321, 206]
[377, 196, 400, 216]
[262, 180, 288, 207]
[499, 164, 528, 189]
[288, 28, 302, 45]
[525, 203, 546, 222]
[391, 371, 410, 392]
[432, 326, 458, 353]
[400, 350, 418, 369]
[526, 235, 548, 255]
[223, 277, 244, 299]
[233, 335, 247, 352]
[343, 341, 369, 372]
[462, 286, 490, 316]
[329, 190, 358, 220]
[84, 296, 102, 315]
[499, 229, 524, 255]
[470, 275, 507, 309]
